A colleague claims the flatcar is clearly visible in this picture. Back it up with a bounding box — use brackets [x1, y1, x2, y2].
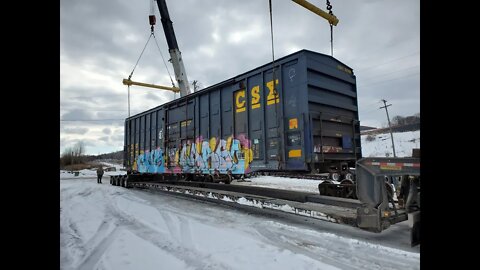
[124, 49, 361, 182]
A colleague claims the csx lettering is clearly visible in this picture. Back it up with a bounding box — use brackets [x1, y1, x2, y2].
[235, 90, 246, 113]
[266, 79, 279, 105]
[251, 86, 260, 109]
[235, 80, 280, 113]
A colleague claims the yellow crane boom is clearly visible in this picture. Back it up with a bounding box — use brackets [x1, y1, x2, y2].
[122, 78, 180, 93]
[292, 0, 339, 26]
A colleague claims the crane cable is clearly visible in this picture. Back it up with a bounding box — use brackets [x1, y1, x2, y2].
[153, 33, 176, 89]
[326, 0, 334, 56]
[126, 33, 152, 118]
[126, 24, 178, 116]
[268, 0, 283, 167]
[127, 33, 153, 81]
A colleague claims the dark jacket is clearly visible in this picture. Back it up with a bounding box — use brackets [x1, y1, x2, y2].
[97, 167, 104, 176]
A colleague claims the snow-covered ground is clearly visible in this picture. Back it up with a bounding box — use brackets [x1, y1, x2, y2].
[234, 175, 325, 193]
[60, 161, 125, 180]
[361, 130, 420, 158]
[60, 177, 419, 270]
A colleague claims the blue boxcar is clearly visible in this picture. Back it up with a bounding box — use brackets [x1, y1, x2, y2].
[124, 49, 361, 176]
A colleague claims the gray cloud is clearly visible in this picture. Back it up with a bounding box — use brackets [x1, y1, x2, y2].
[63, 127, 89, 135]
[99, 136, 110, 143]
[111, 134, 124, 143]
[61, 109, 94, 121]
[61, 0, 419, 154]
[102, 128, 112, 135]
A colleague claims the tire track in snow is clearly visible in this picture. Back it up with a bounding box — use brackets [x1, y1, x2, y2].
[254, 226, 357, 270]
[103, 188, 231, 270]
[254, 223, 419, 270]
[76, 225, 122, 270]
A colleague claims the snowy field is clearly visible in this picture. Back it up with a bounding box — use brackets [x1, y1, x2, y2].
[361, 130, 420, 158]
[60, 176, 419, 270]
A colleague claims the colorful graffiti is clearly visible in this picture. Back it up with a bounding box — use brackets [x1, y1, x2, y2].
[134, 134, 253, 174]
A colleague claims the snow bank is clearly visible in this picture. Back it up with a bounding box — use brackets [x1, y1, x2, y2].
[361, 130, 420, 157]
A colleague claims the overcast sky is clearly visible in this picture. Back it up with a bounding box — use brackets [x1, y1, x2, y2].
[60, 0, 419, 155]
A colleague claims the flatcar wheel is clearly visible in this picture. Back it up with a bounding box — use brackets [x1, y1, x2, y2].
[329, 172, 340, 181]
[344, 173, 354, 181]
[339, 179, 354, 197]
[225, 174, 232, 185]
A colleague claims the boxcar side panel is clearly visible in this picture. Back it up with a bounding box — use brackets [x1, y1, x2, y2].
[263, 69, 282, 170]
[247, 72, 265, 171]
[281, 57, 309, 171]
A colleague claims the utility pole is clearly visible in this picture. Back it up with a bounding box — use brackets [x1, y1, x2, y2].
[380, 99, 396, 157]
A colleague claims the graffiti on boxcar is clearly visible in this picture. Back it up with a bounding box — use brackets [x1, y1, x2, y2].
[134, 134, 253, 174]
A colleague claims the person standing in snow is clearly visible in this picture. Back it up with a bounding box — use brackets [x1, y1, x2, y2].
[97, 166, 104, 184]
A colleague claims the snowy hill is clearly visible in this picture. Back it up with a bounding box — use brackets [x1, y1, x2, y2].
[361, 130, 420, 158]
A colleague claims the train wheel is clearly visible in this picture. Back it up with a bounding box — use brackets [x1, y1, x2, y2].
[225, 174, 232, 185]
[344, 173, 354, 181]
[339, 179, 355, 199]
[329, 172, 340, 181]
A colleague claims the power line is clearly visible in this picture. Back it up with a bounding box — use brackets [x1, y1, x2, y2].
[356, 51, 419, 72]
[359, 64, 419, 83]
[360, 72, 419, 88]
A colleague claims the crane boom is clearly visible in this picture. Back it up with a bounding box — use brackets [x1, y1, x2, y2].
[291, 0, 339, 26]
[155, 0, 191, 97]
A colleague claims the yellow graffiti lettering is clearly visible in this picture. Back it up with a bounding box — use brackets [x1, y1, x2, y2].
[242, 148, 253, 170]
[174, 149, 179, 164]
[226, 136, 233, 151]
[186, 143, 191, 156]
[266, 79, 279, 105]
[251, 85, 260, 109]
[235, 90, 246, 113]
[209, 137, 217, 152]
[196, 141, 202, 154]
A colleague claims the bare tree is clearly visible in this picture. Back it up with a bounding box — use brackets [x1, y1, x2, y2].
[72, 141, 85, 164]
[60, 141, 86, 167]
